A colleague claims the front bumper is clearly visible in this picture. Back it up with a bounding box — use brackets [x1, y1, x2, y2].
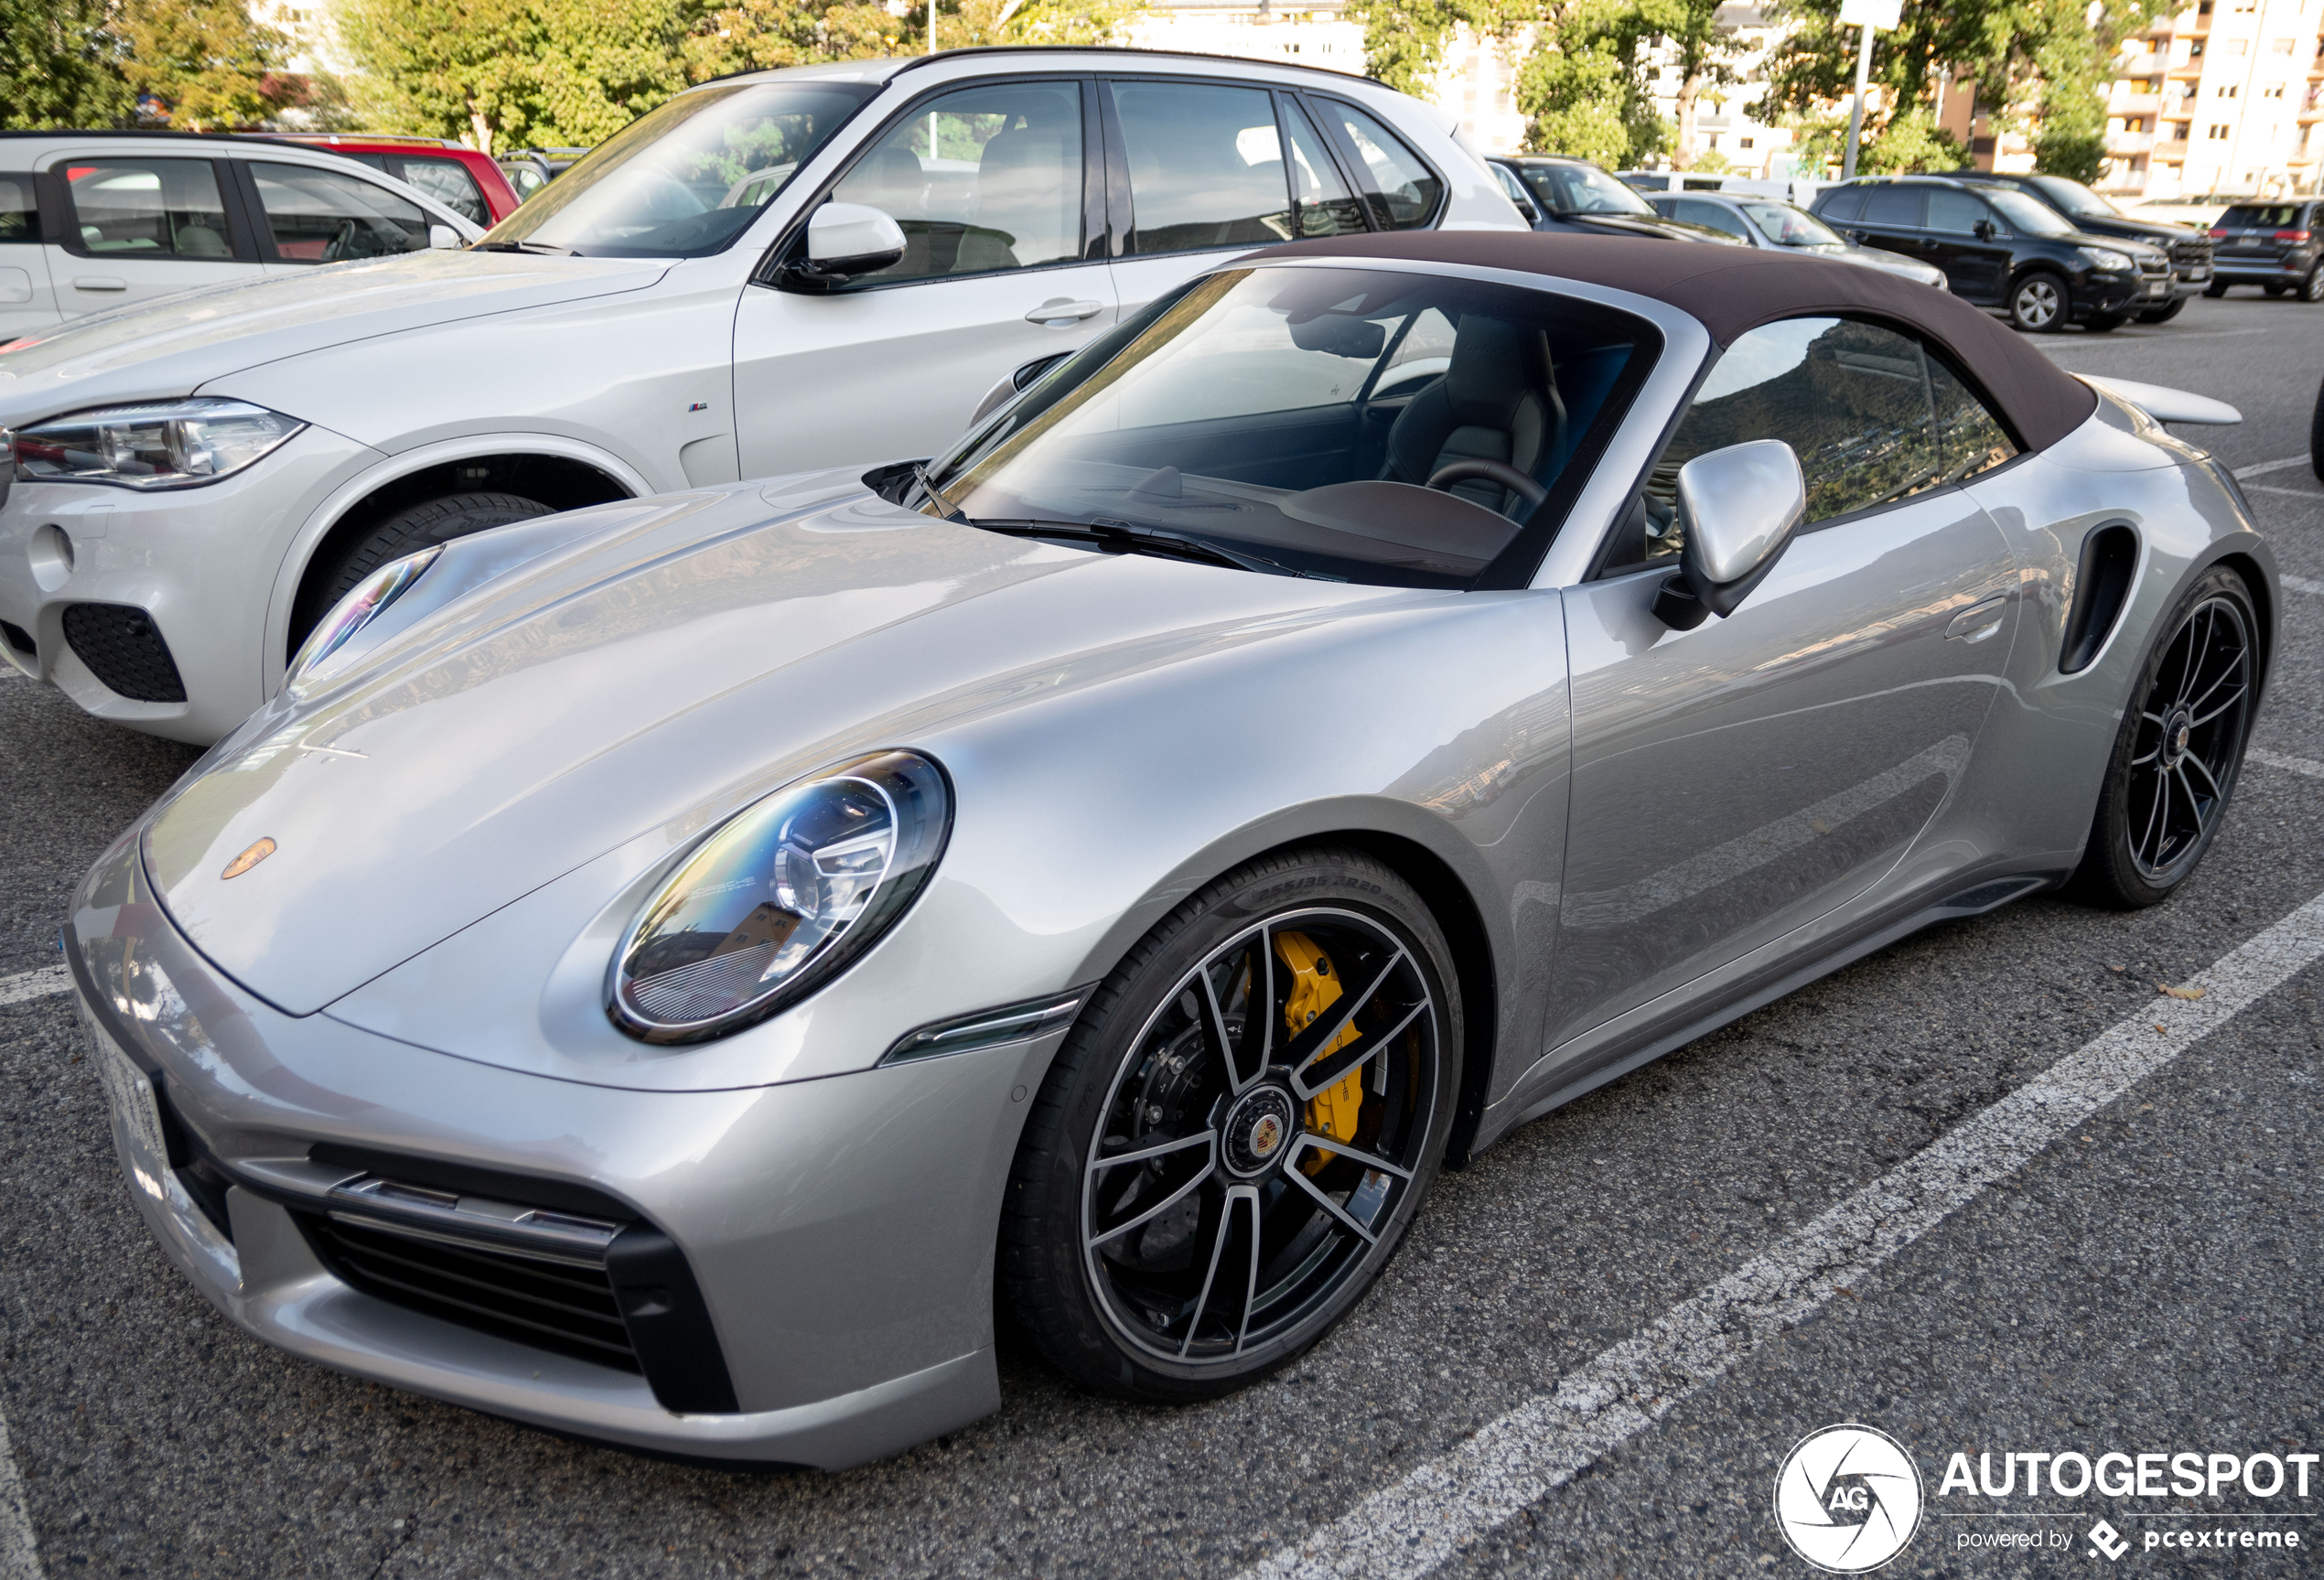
[70, 829, 1060, 1467]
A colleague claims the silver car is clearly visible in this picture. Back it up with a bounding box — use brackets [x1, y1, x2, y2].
[1649, 189, 1952, 289]
[71, 231, 2275, 1469]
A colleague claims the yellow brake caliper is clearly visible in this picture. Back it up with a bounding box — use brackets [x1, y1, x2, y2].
[1275, 931, 1362, 1174]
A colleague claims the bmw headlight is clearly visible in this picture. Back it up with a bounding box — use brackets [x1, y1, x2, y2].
[2078, 246, 2134, 274]
[285, 545, 443, 692]
[609, 750, 951, 1045]
[10, 398, 305, 489]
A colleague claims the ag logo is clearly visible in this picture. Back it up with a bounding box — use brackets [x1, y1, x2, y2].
[1774, 1424, 1924, 1573]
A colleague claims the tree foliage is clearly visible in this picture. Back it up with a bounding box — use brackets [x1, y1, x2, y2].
[1512, 0, 1680, 166]
[0, 0, 134, 130]
[114, 0, 291, 129]
[1788, 101, 1965, 173]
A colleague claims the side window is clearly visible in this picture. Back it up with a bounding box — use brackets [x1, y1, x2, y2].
[830, 80, 1084, 283]
[1677, 199, 1748, 239]
[1322, 101, 1442, 231]
[1282, 98, 1367, 239]
[1623, 317, 1944, 565]
[252, 163, 429, 262]
[1860, 185, 1925, 227]
[400, 156, 489, 226]
[1818, 186, 1866, 223]
[1930, 357, 2017, 482]
[1926, 189, 1988, 235]
[0, 176, 36, 242]
[59, 160, 232, 258]
[1112, 81, 1291, 254]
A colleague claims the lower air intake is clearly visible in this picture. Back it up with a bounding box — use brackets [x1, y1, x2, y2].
[61, 603, 186, 703]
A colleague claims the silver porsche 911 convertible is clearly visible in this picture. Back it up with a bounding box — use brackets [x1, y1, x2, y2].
[71, 231, 2276, 1468]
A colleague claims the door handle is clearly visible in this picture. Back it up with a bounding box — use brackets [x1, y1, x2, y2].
[1025, 298, 1103, 326]
[1944, 595, 2008, 643]
[72, 276, 128, 292]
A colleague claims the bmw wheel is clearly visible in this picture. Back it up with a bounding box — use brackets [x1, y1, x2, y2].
[2072, 566, 2258, 908]
[2009, 271, 2069, 332]
[1002, 848, 1459, 1401]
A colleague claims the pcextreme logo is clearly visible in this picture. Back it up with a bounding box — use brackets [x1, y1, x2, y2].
[1775, 1424, 1926, 1573]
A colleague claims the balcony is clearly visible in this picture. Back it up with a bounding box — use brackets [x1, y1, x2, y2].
[2107, 130, 2157, 155]
[2114, 91, 2163, 113]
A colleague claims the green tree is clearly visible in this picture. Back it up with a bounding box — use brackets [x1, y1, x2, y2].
[1513, 0, 1673, 167]
[114, 0, 289, 129]
[0, 0, 133, 130]
[1346, 0, 1489, 98]
[1633, 0, 1736, 167]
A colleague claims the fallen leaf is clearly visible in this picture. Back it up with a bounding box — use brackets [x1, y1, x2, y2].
[2157, 983, 2206, 1001]
[2155, 1023, 2169, 1034]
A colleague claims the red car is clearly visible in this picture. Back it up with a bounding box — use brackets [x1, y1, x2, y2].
[252, 134, 522, 228]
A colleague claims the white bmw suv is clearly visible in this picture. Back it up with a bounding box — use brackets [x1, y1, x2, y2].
[0, 49, 1521, 742]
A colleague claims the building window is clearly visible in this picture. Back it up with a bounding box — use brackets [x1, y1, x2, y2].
[2268, 37, 2294, 52]
[1739, 135, 1754, 148]
[2264, 81, 2286, 96]
[2221, 82, 2239, 96]
[2210, 122, 2231, 137]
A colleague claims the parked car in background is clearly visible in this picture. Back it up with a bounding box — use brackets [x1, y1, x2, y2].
[0, 50, 1521, 743]
[1940, 169, 2210, 323]
[1643, 190, 1948, 288]
[257, 134, 523, 227]
[1812, 176, 2167, 331]
[2128, 191, 2259, 228]
[1490, 156, 1748, 246]
[2202, 199, 2323, 300]
[0, 132, 484, 342]
[497, 147, 592, 204]
[1616, 169, 1733, 193]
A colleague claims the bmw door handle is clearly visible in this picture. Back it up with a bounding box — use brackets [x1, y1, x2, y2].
[1025, 298, 1103, 326]
[1945, 595, 2008, 644]
[72, 276, 128, 292]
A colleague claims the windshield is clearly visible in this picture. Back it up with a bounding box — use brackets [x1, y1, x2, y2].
[480, 80, 877, 256]
[1985, 189, 2076, 238]
[1515, 163, 1654, 217]
[2028, 176, 2120, 220]
[1741, 202, 1845, 248]
[922, 267, 1653, 588]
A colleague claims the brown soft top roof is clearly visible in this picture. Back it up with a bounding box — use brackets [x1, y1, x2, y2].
[1252, 231, 2096, 452]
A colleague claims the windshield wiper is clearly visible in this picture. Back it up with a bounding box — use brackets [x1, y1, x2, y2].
[470, 239, 576, 255]
[913, 463, 968, 523]
[971, 518, 1325, 579]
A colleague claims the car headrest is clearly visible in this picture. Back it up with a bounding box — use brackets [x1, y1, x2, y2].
[1444, 316, 1554, 427]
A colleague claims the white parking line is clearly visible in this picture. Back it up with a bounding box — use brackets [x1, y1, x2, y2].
[2235, 457, 2316, 480]
[1240, 887, 2324, 1580]
[0, 968, 70, 1009]
[0, 1413, 39, 1580]
[2252, 747, 2324, 779]
[2250, 485, 2323, 500]
[2284, 575, 2324, 596]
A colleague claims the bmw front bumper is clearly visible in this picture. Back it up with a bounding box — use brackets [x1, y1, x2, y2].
[70, 830, 1061, 1468]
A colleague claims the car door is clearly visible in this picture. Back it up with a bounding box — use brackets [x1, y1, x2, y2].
[1547, 316, 2022, 1054]
[1923, 188, 2013, 304]
[242, 161, 436, 273]
[0, 173, 60, 343]
[731, 75, 1119, 480]
[1101, 79, 1372, 325]
[42, 156, 259, 317]
[1843, 182, 1931, 268]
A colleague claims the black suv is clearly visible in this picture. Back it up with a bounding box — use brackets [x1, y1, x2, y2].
[2204, 199, 2324, 301]
[1490, 156, 1748, 247]
[1811, 176, 2167, 332]
[1942, 170, 2212, 323]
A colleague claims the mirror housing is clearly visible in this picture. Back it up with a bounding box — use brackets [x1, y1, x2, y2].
[1650, 439, 1806, 629]
[428, 224, 463, 250]
[779, 202, 907, 292]
[1973, 218, 1996, 241]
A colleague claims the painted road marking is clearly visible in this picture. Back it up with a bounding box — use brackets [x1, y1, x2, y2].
[1239, 887, 2324, 1580]
[0, 968, 69, 1008]
[2283, 575, 2324, 596]
[2235, 456, 2316, 480]
[2252, 747, 2324, 779]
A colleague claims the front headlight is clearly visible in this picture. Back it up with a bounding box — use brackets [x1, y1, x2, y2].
[2079, 246, 2134, 274]
[10, 398, 305, 489]
[609, 750, 951, 1045]
[285, 545, 443, 692]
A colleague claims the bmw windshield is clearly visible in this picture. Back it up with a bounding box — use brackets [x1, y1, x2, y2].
[479, 80, 877, 257]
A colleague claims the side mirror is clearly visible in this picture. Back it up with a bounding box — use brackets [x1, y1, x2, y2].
[1973, 219, 1996, 241]
[1650, 439, 1806, 629]
[428, 224, 463, 250]
[777, 202, 907, 292]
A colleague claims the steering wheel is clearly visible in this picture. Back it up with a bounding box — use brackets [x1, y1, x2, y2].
[1426, 458, 1549, 509]
[319, 219, 358, 263]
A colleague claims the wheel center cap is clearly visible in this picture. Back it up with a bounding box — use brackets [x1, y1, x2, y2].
[2163, 708, 2194, 765]
[1222, 1086, 1298, 1179]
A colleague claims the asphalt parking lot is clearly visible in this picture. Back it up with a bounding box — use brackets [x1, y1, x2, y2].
[4, 291, 2322, 1580]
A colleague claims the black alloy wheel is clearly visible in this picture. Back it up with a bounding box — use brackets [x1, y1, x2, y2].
[2073, 566, 2258, 908]
[2010, 271, 2069, 332]
[1002, 850, 1459, 1401]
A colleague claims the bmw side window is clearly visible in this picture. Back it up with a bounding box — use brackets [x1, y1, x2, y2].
[1111, 81, 1293, 253]
[400, 157, 489, 227]
[253, 163, 428, 262]
[1320, 101, 1442, 231]
[60, 159, 232, 257]
[829, 79, 1084, 282]
[1280, 96, 1367, 239]
[0, 176, 35, 242]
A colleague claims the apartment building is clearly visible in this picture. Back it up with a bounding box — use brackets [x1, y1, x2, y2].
[1126, 0, 1369, 78]
[2101, 0, 2324, 197]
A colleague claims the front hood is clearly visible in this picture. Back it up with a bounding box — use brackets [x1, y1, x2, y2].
[0, 250, 666, 424]
[1570, 214, 1733, 245]
[2060, 229, 2164, 262]
[140, 487, 1380, 1014]
[2080, 215, 2201, 244]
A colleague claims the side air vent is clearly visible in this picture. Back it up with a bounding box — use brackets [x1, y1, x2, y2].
[2060, 524, 2137, 675]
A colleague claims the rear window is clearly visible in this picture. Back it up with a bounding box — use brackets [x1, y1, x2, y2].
[1860, 186, 1925, 226]
[1817, 187, 1866, 222]
[2221, 205, 2302, 228]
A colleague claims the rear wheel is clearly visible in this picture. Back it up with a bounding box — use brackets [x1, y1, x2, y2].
[2009, 271, 2069, 332]
[1001, 848, 1460, 1402]
[2302, 265, 2324, 303]
[2071, 566, 2258, 908]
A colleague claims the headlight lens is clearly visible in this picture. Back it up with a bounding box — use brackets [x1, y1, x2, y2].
[10, 398, 305, 489]
[2079, 246, 2134, 274]
[609, 750, 951, 1045]
[286, 545, 443, 692]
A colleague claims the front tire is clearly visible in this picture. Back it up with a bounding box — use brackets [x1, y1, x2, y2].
[2203, 280, 2229, 298]
[2010, 271, 2069, 332]
[2137, 296, 2186, 324]
[295, 491, 553, 650]
[1001, 847, 1461, 1402]
[2071, 565, 2258, 908]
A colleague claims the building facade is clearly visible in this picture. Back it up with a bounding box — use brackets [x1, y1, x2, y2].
[2100, 0, 2324, 197]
